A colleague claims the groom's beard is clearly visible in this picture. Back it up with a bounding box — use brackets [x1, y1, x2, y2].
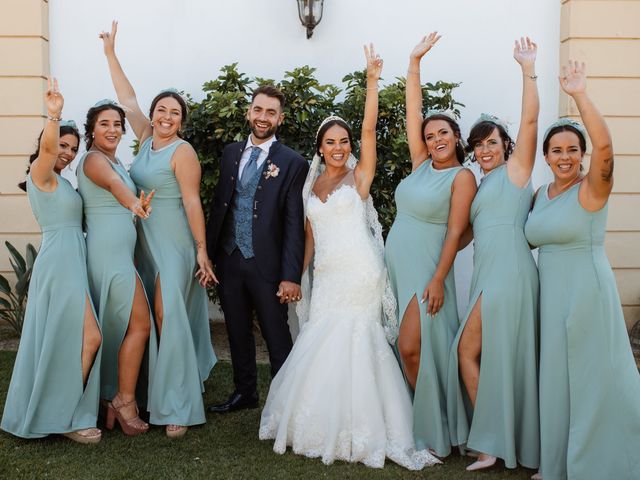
[250, 120, 278, 140]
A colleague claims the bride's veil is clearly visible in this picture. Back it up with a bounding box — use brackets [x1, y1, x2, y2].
[292, 120, 399, 344]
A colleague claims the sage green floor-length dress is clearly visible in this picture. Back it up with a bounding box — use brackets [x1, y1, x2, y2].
[129, 138, 216, 426]
[525, 183, 640, 480]
[447, 165, 539, 469]
[1, 175, 101, 438]
[384, 159, 463, 458]
[77, 152, 156, 402]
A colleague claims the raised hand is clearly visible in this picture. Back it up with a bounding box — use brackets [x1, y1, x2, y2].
[513, 36, 537, 68]
[45, 77, 64, 118]
[139, 189, 155, 216]
[410, 32, 441, 61]
[560, 60, 587, 96]
[364, 43, 383, 81]
[99, 20, 118, 56]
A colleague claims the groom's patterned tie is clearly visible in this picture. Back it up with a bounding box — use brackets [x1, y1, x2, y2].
[241, 146, 262, 186]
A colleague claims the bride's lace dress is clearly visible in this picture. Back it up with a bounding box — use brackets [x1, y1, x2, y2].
[259, 175, 439, 470]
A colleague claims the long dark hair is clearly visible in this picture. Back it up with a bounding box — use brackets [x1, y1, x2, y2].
[421, 114, 466, 164]
[149, 91, 188, 129]
[18, 124, 81, 192]
[466, 120, 514, 162]
[315, 118, 354, 157]
[84, 104, 126, 149]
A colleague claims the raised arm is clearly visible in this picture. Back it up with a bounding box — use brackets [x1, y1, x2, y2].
[30, 78, 64, 191]
[562, 61, 614, 210]
[355, 43, 383, 199]
[406, 32, 441, 170]
[422, 169, 477, 316]
[173, 143, 217, 286]
[99, 20, 152, 142]
[508, 37, 539, 188]
[83, 152, 150, 218]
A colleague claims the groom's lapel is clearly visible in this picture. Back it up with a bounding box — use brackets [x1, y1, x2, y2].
[255, 140, 282, 195]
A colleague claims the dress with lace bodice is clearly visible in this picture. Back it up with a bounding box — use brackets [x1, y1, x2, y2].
[259, 171, 438, 470]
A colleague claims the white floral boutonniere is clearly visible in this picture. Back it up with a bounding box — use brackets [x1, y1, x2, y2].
[264, 162, 280, 179]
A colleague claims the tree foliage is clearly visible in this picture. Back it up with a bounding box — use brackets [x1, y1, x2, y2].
[183, 63, 463, 232]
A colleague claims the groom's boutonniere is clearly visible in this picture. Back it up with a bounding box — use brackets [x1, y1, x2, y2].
[264, 161, 280, 180]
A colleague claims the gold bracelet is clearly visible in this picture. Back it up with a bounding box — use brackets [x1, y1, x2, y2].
[526, 74, 538, 80]
[47, 115, 62, 122]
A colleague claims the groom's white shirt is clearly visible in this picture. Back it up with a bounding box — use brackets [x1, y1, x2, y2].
[238, 134, 277, 178]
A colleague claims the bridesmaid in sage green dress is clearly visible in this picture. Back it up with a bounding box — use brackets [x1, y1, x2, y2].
[1, 80, 102, 444]
[384, 33, 477, 458]
[78, 99, 155, 437]
[525, 61, 640, 480]
[447, 38, 540, 472]
[100, 21, 216, 438]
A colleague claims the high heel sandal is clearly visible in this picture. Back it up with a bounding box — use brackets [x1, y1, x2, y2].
[62, 428, 102, 444]
[166, 424, 188, 438]
[105, 394, 149, 436]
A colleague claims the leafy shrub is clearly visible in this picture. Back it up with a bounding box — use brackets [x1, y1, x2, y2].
[169, 64, 462, 301]
[183, 63, 463, 231]
[0, 242, 38, 337]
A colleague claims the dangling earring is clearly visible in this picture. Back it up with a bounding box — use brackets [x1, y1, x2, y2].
[151, 121, 154, 127]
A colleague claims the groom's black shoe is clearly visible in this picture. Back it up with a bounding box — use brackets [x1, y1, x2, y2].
[207, 392, 259, 414]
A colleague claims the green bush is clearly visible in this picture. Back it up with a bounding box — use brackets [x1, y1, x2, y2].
[183, 63, 463, 232]
[0, 241, 38, 337]
[178, 64, 462, 301]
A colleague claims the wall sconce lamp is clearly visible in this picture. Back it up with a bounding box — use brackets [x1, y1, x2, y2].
[297, 0, 324, 39]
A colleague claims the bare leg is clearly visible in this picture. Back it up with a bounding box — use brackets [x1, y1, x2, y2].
[115, 276, 151, 420]
[458, 295, 482, 407]
[154, 275, 164, 336]
[81, 295, 102, 385]
[458, 295, 496, 470]
[397, 295, 421, 390]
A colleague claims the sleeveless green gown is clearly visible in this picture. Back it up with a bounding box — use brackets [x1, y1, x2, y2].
[129, 138, 216, 426]
[77, 152, 157, 402]
[447, 165, 539, 468]
[525, 183, 640, 480]
[384, 159, 463, 457]
[1, 175, 101, 438]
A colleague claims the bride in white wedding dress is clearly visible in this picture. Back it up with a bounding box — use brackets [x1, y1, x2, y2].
[259, 45, 439, 470]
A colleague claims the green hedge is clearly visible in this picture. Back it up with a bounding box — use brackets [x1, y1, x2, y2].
[182, 63, 463, 234]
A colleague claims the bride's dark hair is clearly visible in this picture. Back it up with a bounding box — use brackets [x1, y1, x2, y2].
[315, 118, 353, 157]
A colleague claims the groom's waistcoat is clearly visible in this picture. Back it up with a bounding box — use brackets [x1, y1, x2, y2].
[206, 140, 309, 284]
[220, 162, 263, 258]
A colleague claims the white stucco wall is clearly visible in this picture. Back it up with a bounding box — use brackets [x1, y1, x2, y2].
[49, 0, 561, 314]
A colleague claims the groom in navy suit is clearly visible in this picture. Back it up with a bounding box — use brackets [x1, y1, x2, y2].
[206, 85, 308, 413]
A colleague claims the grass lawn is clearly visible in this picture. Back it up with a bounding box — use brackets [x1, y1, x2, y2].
[0, 351, 535, 479]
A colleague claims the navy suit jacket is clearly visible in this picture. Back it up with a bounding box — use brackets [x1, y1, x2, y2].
[206, 139, 309, 284]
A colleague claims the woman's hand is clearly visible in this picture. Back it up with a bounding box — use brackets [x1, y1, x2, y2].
[421, 277, 444, 316]
[560, 60, 587, 97]
[364, 43, 383, 82]
[513, 36, 537, 69]
[45, 77, 63, 119]
[128, 198, 150, 219]
[139, 189, 155, 216]
[410, 31, 441, 61]
[195, 250, 218, 287]
[99, 20, 118, 56]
